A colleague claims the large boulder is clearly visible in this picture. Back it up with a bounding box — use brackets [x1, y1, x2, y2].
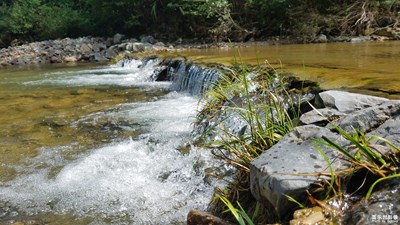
[250, 125, 347, 218]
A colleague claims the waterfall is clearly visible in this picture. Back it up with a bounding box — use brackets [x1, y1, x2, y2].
[142, 58, 221, 96]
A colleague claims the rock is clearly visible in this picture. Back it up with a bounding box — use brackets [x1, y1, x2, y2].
[92, 43, 106, 52]
[313, 34, 328, 43]
[63, 56, 78, 63]
[333, 100, 400, 133]
[125, 42, 145, 52]
[250, 125, 347, 218]
[0, 60, 11, 67]
[80, 43, 93, 54]
[154, 41, 165, 47]
[351, 36, 371, 43]
[316, 90, 388, 113]
[89, 53, 108, 62]
[290, 207, 325, 225]
[140, 35, 156, 44]
[113, 33, 125, 44]
[50, 56, 62, 63]
[105, 47, 118, 59]
[187, 210, 233, 225]
[300, 108, 347, 125]
[251, 90, 400, 219]
[344, 181, 400, 225]
[369, 114, 400, 146]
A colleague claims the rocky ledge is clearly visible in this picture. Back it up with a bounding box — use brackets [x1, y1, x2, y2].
[0, 34, 171, 67]
[251, 90, 400, 222]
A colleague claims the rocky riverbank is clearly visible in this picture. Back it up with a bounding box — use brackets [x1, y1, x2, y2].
[181, 58, 400, 224]
[1, 26, 400, 68]
[0, 34, 172, 67]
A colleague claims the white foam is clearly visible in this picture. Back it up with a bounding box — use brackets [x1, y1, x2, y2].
[24, 59, 167, 88]
[0, 92, 222, 224]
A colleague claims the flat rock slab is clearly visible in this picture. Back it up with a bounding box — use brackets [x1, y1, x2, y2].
[250, 125, 348, 217]
[333, 100, 400, 133]
[317, 90, 388, 113]
[300, 108, 347, 125]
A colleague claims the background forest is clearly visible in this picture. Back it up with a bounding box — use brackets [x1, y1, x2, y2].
[0, 0, 399, 47]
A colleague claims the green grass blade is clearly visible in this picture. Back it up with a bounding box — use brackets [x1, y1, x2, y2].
[314, 144, 336, 198]
[217, 195, 243, 224]
[369, 135, 400, 152]
[321, 136, 359, 162]
[366, 174, 400, 200]
[237, 202, 255, 225]
[284, 194, 306, 209]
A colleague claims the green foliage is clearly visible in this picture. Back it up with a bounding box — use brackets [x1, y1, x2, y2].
[203, 56, 300, 224]
[201, 63, 296, 171]
[0, 0, 399, 45]
[3, 0, 87, 41]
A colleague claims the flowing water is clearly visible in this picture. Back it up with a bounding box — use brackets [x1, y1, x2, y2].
[0, 60, 223, 224]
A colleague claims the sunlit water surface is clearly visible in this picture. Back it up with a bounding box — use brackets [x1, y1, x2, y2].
[169, 41, 400, 98]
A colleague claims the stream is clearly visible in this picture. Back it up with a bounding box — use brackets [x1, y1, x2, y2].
[1, 41, 400, 224]
[0, 59, 223, 224]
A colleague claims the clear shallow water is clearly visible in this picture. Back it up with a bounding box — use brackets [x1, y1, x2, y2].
[170, 41, 400, 98]
[0, 61, 222, 224]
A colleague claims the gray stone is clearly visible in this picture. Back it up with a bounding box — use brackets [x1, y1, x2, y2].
[369, 115, 400, 147]
[345, 181, 400, 225]
[300, 108, 347, 125]
[250, 125, 347, 218]
[80, 43, 93, 54]
[154, 41, 165, 47]
[313, 34, 328, 43]
[50, 56, 62, 63]
[113, 33, 125, 44]
[334, 100, 400, 133]
[89, 53, 108, 62]
[351, 36, 371, 43]
[92, 43, 106, 52]
[125, 43, 145, 52]
[105, 47, 118, 59]
[140, 35, 156, 44]
[317, 90, 388, 113]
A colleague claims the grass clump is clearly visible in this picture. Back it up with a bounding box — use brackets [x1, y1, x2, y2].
[292, 107, 400, 224]
[313, 124, 400, 200]
[196, 59, 316, 223]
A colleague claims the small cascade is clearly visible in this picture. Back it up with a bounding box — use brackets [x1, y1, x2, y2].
[167, 61, 220, 96]
[112, 57, 221, 96]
